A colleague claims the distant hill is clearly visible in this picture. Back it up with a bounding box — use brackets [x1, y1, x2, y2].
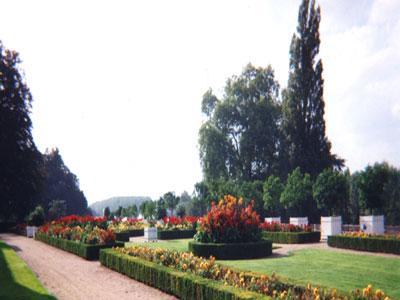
[89, 196, 151, 216]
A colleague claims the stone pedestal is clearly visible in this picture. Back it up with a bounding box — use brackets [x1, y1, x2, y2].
[321, 216, 342, 240]
[359, 215, 384, 234]
[264, 217, 281, 224]
[289, 217, 308, 226]
[26, 226, 38, 238]
[144, 227, 157, 241]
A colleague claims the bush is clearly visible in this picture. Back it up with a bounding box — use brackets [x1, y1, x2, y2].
[157, 229, 196, 240]
[261, 231, 320, 244]
[27, 206, 45, 227]
[188, 240, 272, 260]
[115, 229, 144, 242]
[328, 235, 400, 254]
[35, 232, 123, 260]
[100, 249, 269, 300]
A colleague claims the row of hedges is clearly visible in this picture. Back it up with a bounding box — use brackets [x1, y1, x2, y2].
[100, 249, 269, 300]
[188, 240, 272, 260]
[157, 229, 196, 240]
[261, 231, 320, 244]
[35, 232, 124, 260]
[115, 229, 144, 242]
[328, 235, 400, 255]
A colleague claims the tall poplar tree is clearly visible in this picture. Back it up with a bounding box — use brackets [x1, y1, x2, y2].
[283, 0, 343, 178]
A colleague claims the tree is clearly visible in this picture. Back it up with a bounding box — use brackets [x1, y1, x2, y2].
[164, 192, 180, 216]
[280, 168, 314, 219]
[313, 169, 348, 216]
[0, 41, 43, 222]
[187, 181, 212, 216]
[382, 167, 400, 225]
[199, 64, 283, 182]
[176, 205, 186, 218]
[114, 206, 123, 217]
[27, 206, 45, 227]
[121, 204, 138, 218]
[39, 148, 88, 215]
[263, 175, 284, 217]
[48, 200, 67, 220]
[103, 206, 111, 219]
[155, 197, 167, 219]
[282, 0, 343, 178]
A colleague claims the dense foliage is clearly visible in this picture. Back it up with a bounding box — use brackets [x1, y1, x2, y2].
[259, 222, 311, 233]
[194, 195, 261, 243]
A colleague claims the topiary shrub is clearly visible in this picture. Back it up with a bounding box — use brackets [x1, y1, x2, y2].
[27, 206, 45, 227]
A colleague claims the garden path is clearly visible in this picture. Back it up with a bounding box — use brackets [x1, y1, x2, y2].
[0, 233, 177, 300]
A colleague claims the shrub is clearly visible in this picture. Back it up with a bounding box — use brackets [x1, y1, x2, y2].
[157, 216, 199, 231]
[261, 231, 320, 244]
[188, 240, 272, 260]
[328, 235, 400, 255]
[35, 232, 123, 260]
[157, 229, 196, 240]
[259, 222, 312, 232]
[194, 195, 261, 243]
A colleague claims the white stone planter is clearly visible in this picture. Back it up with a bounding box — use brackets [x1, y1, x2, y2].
[321, 216, 342, 240]
[264, 217, 281, 224]
[26, 226, 38, 238]
[144, 227, 157, 241]
[359, 215, 384, 234]
[290, 217, 308, 226]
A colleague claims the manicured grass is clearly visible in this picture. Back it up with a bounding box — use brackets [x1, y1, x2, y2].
[127, 239, 400, 298]
[0, 240, 56, 300]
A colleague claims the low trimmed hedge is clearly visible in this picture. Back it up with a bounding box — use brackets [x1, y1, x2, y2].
[100, 249, 270, 300]
[328, 235, 400, 255]
[157, 229, 196, 240]
[261, 231, 320, 244]
[115, 229, 144, 242]
[188, 240, 272, 260]
[35, 232, 124, 260]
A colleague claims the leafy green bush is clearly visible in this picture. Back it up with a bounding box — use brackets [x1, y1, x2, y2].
[158, 229, 196, 240]
[100, 249, 269, 300]
[114, 229, 144, 242]
[188, 240, 272, 260]
[35, 232, 123, 260]
[328, 235, 400, 254]
[261, 231, 320, 244]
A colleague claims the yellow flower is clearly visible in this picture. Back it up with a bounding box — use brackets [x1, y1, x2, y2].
[182, 263, 187, 271]
[375, 289, 384, 298]
[313, 288, 319, 296]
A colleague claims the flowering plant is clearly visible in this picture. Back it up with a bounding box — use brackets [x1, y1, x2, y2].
[259, 222, 312, 232]
[157, 216, 199, 231]
[341, 232, 400, 240]
[115, 245, 389, 300]
[108, 218, 144, 233]
[194, 195, 261, 243]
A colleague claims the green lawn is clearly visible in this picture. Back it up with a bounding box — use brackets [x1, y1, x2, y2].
[127, 239, 400, 298]
[0, 240, 56, 300]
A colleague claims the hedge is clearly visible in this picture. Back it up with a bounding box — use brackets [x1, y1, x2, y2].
[188, 240, 272, 260]
[115, 229, 144, 242]
[100, 249, 270, 300]
[261, 231, 320, 244]
[157, 229, 196, 240]
[35, 232, 124, 260]
[328, 235, 400, 255]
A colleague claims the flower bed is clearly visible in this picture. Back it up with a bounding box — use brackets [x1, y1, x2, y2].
[100, 245, 389, 300]
[35, 232, 123, 260]
[156, 216, 198, 240]
[157, 229, 196, 240]
[328, 232, 400, 255]
[108, 219, 145, 241]
[192, 195, 270, 259]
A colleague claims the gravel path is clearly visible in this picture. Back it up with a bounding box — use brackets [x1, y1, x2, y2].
[0, 233, 177, 300]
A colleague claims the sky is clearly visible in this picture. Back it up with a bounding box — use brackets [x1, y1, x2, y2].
[0, 0, 399, 204]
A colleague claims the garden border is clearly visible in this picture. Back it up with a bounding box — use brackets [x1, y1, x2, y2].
[261, 231, 320, 244]
[327, 235, 400, 254]
[99, 248, 269, 300]
[157, 229, 196, 240]
[188, 240, 272, 260]
[115, 229, 144, 242]
[35, 232, 124, 260]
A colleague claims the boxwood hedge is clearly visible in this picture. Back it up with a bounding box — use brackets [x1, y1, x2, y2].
[328, 235, 400, 254]
[157, 229, 196, 240]
[100, 249, 270, 300]
[188, 240, 272, 260]
[261, 231, 320, 244]
[35, 232, 124, 260]
[115, 229, 144, 242]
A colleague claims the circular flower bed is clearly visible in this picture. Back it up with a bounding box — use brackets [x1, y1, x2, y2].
[191, 195, 272, 259]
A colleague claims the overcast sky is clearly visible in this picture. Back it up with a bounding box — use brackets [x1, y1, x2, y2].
[1, 0, 399, 204]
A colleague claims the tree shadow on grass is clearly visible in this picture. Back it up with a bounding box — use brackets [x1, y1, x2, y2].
[0, 242, 57, 300]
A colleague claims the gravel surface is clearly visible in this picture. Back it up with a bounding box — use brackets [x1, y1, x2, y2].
[0, 233, 177, 300]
